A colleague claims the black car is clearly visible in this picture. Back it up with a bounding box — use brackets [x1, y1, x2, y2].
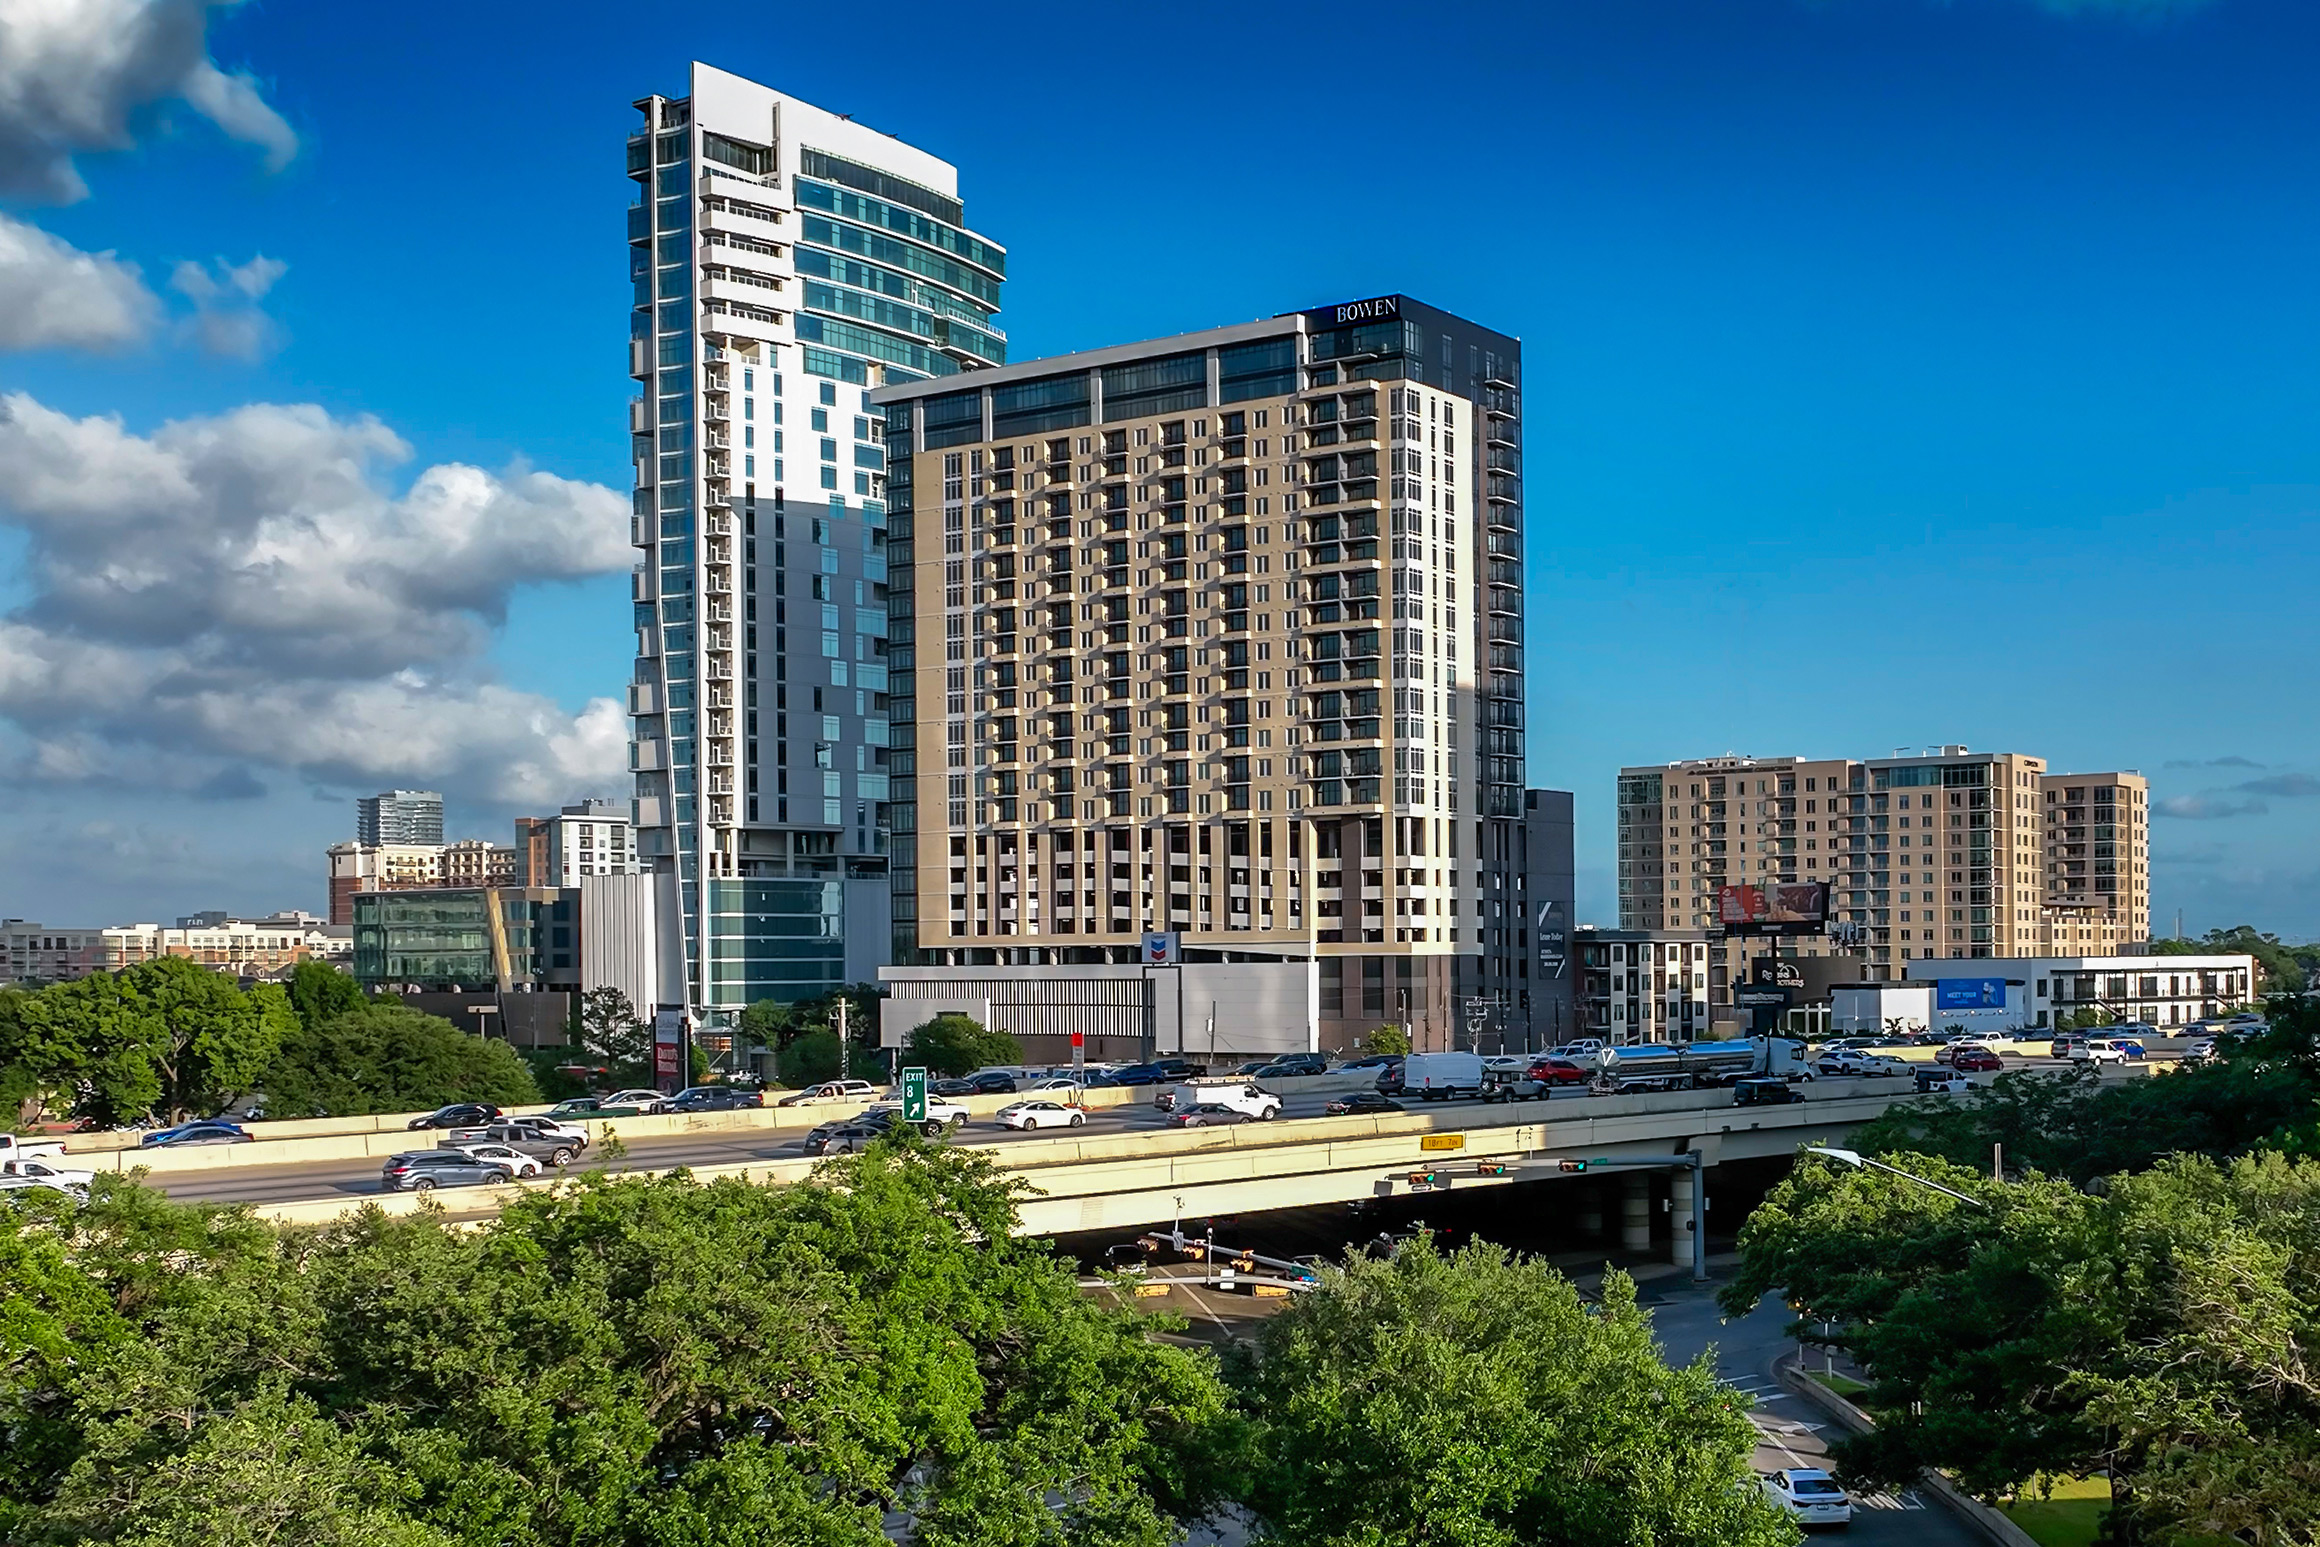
[1106, 1063, 1170, 1087]
[931, 1077, 978, 1098]
[961, 1071, 1016, 1095]
[1151, 1058, 1205, 1080]
[1263, 1052, 1331, 1076]
[380, 1150, 514, 1191]
[1732, 1078, 1806, 1107]
[1325, 1091, 1406, 1117]
[406, 1103, 504, 1131]
[801, 1109, 902, 1156]
[666, 1086, 760, 1113]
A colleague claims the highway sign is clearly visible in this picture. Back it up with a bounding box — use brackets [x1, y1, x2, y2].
[901, 1067, 929, 1123]
[1419, 1133, 1466, 1151]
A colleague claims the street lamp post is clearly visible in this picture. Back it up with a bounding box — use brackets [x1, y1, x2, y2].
[1804, 1146, 1988, 1207]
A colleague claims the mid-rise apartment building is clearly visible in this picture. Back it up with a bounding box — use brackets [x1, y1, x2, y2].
[870, 294, 1526, 1049]
[1615, 747, 2149, 984]
[624, 62, 1007, 1019]
[326, 841, 449, 925]
[1572, 926, 1716, 1042]
[526, 799, 639, 886]
[5, 914, 346, 984]
[357, 789, 444, 847]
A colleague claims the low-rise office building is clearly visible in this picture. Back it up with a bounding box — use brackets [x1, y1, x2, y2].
[350, 887, 581, 994]
[1905, 953, 2257, 1031]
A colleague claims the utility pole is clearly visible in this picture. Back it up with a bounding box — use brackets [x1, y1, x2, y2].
[836, 997, 850, 1082]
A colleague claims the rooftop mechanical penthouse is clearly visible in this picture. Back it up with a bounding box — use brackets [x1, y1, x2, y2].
[872, 296, 1530, 1050]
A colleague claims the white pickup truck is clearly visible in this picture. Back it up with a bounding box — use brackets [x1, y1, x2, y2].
[0, 1132, 68, 1164]
[865, 1097, 972, 1136]
[0, 1156, 95, 1191]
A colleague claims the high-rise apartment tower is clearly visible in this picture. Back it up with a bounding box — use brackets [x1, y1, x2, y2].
[1615, 747, 2149, 985]
[625, 63, 1007, 1018]
[356, 790, 444, 847]
[871, 295, 1526, 1049]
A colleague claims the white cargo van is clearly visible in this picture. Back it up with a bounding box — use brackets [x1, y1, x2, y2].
[1401, 1051, 1486, 1100]
[1152, 1079, 1282, 1119]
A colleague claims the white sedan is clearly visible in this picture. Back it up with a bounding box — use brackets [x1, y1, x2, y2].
[998, 1099, 1089, 1131]
[1025, 1076, 1088, 1093]
[1761, 1468, 1853, 1528]
[600, 1088, 669, 1113]
[1815, 1048, 1910, 1077]
[441, 1143, 546, 1179]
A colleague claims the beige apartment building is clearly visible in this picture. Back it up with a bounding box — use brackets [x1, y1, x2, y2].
[1617, 747, 2148, 985]
[871, 296, 1528, 1048]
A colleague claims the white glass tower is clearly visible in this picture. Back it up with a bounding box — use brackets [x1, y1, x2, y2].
[625, 63, 1007, 1020]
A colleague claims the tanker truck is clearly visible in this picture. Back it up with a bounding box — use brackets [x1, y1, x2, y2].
[1584, 1037, 1812, 1096]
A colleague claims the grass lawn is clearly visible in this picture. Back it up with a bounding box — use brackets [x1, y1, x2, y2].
[1807, 1369, 1872, 1399]
[2000, 1476, 2111, 1547]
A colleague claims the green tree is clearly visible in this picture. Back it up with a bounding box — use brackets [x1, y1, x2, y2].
[1236, 1237, 1792, 1547]
[2154, 924, 2308, 996]
[1366, 1022, 1412, 1057]
[573, 986, 652, 1081]
[901, 1012, 1021, 1079]
[0, 1144, 1233, 1546]
[286, 959, 365, 1034]
[1723, 1147, 2320, 1544]
[775, 1028, 844, 1087]
[10, 959, 294, 1123]
[260, 1003, 540, 1117]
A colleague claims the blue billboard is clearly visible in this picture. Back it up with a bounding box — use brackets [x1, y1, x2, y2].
[1936, 977, 2009, 1011]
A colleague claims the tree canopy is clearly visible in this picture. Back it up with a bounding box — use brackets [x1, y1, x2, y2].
[573, 986, 653, 1083]
[260, 1002, 540, 1117]
[0, 1145, 1231, 1547]
[2153, 924, 2319, 996]
[0, 957, 294, 1124]
[1235, 1238, 1792, 1547]
[286, 959, 365, 1034]
[1723, 1148, 2320, 1544]
[1365, 1022, 1413, 1057]
[901, 1014, 1021, 1079]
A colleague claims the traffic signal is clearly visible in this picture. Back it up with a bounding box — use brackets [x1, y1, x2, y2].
[1406, 1170, 1440, 1188]
[1474, 1162, 1509, 1177]
[1558, 1160, 1588, 1173]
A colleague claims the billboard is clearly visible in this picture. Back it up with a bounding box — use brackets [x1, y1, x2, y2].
[1142, 931, 1180, 966]
[1715, 882, 1831, 937]
[1935, 977, 2009, 1011]
[1534, 900, 1569, 981]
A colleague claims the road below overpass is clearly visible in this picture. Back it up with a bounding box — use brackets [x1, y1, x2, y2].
[148, 1049, 2116, 1208]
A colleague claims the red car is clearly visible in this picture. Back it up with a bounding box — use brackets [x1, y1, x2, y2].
[1526, 1058, 1591, 1086]
[1949, 1048, 2003, 1073]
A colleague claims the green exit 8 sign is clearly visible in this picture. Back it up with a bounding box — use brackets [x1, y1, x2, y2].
[902, 1067, 929, 1123]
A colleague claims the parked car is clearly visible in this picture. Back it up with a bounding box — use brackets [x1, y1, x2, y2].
[777, 1080, 880, 1107]
[665, 1085, 762, 1113]
[1257, 1052, 1330, 1077]
[1104, 1064, 1173, 1087]
[1231, 1059, 1274, 1076]
[2113, 1039, 2149, 1062]
[1150, 1058, 1207, 1080]
[1525, 1057, 1592, 1087]
[437, 1142, 546, 1179]
[1166, 1103, 1254, 1128]
[951, 1071, 1018, 1096]
[1815, 1048, 1907, 1078]
[1948, 1047, 2003, 1074]
[380, 1150, 518, 1191]
[2069, 1038, 2135, 1066]
[1324, 1091, 1406, 1117]
[1338, 1054, 1405, 1073]
[1548, 1040, 1607, 1061]
[406, 1103, 503, 1131]
[997, 1099, 1089, 1131]
[2182, 1037, 2220, 1066]
[600, 1088, 669, 1113]
[1023, 1076, 1088, 1093]
[1761, 1468, 1853, 1528]
[140, 1121, 253, 1147]
[1733, 1077, 1807, 1106]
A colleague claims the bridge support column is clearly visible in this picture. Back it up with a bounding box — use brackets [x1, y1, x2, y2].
[1577, 1185, 1604, 1242]
[1669, 1166, 1696, 1268]
[1620, 1173, 1651, 1253]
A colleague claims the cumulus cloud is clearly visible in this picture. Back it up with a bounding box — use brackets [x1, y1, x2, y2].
[168, 252, 284, 357]
[0, 210, 159, 349]
[2237, 773, 2320, 800]
[0, 0, 297, 202]
[0, 390, 633, 809]
[2157, 794, 2268, 821]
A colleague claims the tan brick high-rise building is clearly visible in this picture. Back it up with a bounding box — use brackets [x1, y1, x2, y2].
[872, 296, 1528, 1048]
[1617, 747, 2148, 986]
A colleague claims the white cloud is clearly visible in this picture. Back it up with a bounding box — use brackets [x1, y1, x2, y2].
[169, 252, 285, 358]
[0, 0, 297, 202]
[0, 390, 634, 809]
[0, 210, 159, 349]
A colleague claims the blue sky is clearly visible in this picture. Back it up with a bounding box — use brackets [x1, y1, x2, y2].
[2, 0, 2316, 936]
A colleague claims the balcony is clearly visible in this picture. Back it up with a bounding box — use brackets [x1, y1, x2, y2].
[703, 273, 783, 308]
[627, 681, 662, 715]
[701, 303, 785, 347]
[701, 200, 785, 246]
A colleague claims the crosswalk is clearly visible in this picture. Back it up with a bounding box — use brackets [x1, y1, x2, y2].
[1720, 1378, 1926, 1511]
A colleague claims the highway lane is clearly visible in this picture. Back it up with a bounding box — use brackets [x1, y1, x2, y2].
[1644, 1279, 1983, 1547]
[142, 1054, 2112, 1208]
